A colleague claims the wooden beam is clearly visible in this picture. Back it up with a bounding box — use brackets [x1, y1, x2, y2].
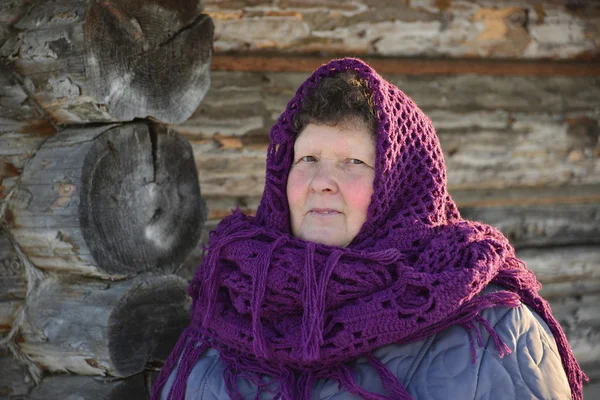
[211, 55, 600, 77]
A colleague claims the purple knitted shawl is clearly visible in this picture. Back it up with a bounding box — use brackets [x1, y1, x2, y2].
[152, 58, 586, 400]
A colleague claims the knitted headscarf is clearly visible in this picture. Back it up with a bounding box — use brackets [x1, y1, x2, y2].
[152, 58, 587, 400]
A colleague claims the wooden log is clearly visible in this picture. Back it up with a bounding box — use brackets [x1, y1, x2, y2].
[0, 0, 213, 124]
[177, 219, 220, 281]
[460, 201, 600, 249]
[549, 293, 600, 367]
[451, 185, 600, 208]
[582, 361, 600, 394]
[0, 362, 150, 400]
[203, 1, 599, 60]
[28, 374, 149, 400]
[0, 230, 26, 334]
[5, 121, 205, 277]
[0, 64, 56, 201]
[184, 70, 600, 125]
[19, 273, 191, 377]
[0, 352, 34, 398]
[211, 55, 600, 77]
[584, 379, 600, 400]
[518, 245, 600, 285]
[519, 247, 600, 371]
[514, 247, 600, 370]
[0, 0, 30, 49]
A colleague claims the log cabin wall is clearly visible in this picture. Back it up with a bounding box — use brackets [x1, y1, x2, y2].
[1, 0, 213, 397]
[1, 0, 599, 398]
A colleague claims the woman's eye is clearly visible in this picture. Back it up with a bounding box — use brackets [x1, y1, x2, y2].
[349, 159, 364, 165]
[300, 156, 317, 163]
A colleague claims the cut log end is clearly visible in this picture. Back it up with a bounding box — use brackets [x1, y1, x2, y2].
[107, 274, 191, 376]
[80, 122, 205, 275]
[83, 0, 214, 123]
[21, 274, 191, 377]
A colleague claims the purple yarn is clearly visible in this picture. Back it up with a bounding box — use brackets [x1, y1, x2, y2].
[152, 58, 587, 400]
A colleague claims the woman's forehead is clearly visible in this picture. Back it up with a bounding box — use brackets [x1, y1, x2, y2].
[295, 123, 375, 147]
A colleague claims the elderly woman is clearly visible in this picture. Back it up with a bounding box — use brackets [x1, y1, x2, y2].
[152, 58, 586, 399]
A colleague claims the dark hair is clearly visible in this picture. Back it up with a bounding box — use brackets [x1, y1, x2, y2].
[292, 71, 377, 137]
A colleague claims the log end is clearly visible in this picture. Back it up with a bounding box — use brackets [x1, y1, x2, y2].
[83, 1, 214, 123]
[107, 274, 191, 377]
[80, 122, 206, 275]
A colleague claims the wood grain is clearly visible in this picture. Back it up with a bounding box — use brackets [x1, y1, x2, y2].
[7, 122, 205, 277]
[1, 0, 213, 124]
[211, 55, 600, 77]
[0, 230, 26, 333]
[19, 274, 190, 377]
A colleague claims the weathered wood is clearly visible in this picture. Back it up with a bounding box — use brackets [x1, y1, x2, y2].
[19, 273, 191, 377]
[550, 293, 600, 365]
[584, 379, 600, 400]
[0, 352, 34, 398]
[1, 0, 213, 124]
[177, 219, 218, 281]
[27, 374, 149, 400]
[185, 71, 600, 119]
[0, 0, 30, 50]
[211, 55, 600, 77]
[460, 202, 600, 248]
[551, 298, 600, 372]
[0, 64, 56, 202]
[0, 230, 26, 333]
[582, 361, 600, 395]
[516, 246, 600, 370]
[202, 1, 599, 59]
[6, 122, 205, 277]
[451, 185, 600, 208]
[519, 246, 600, 284]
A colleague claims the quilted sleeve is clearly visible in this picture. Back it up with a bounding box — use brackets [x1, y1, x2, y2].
[473, 303, 572, 400]
[405, 302, 572, 400]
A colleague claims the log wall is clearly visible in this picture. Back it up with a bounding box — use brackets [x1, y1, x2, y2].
[1, 0, 211, 398]
[202, 0, 599, 59]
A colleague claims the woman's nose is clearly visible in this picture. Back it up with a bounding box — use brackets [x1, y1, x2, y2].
[309, 164, 338, 194]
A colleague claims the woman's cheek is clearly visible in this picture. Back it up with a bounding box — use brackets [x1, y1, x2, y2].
[344, 172, 374, 211]
[287, 169, 308, 206]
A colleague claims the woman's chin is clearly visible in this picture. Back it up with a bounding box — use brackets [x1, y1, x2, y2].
[298, 228, 350, 247]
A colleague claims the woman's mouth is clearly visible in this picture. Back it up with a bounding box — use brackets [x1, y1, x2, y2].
[309, 208, 341, 215]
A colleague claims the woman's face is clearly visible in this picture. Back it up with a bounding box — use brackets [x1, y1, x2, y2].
[286, 122, 375, 247]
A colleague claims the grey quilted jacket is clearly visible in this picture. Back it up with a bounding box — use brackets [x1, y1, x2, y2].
[160, 286, 571, 399]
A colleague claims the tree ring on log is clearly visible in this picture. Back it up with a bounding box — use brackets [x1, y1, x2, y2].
[83, 0, 214, 123]
[80, 122, 204, 275]
[107, 274, 191, 377]
[20, 274, 191, 377]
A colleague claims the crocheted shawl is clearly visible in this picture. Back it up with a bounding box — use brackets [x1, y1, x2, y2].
[152, 58, 586, 400]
